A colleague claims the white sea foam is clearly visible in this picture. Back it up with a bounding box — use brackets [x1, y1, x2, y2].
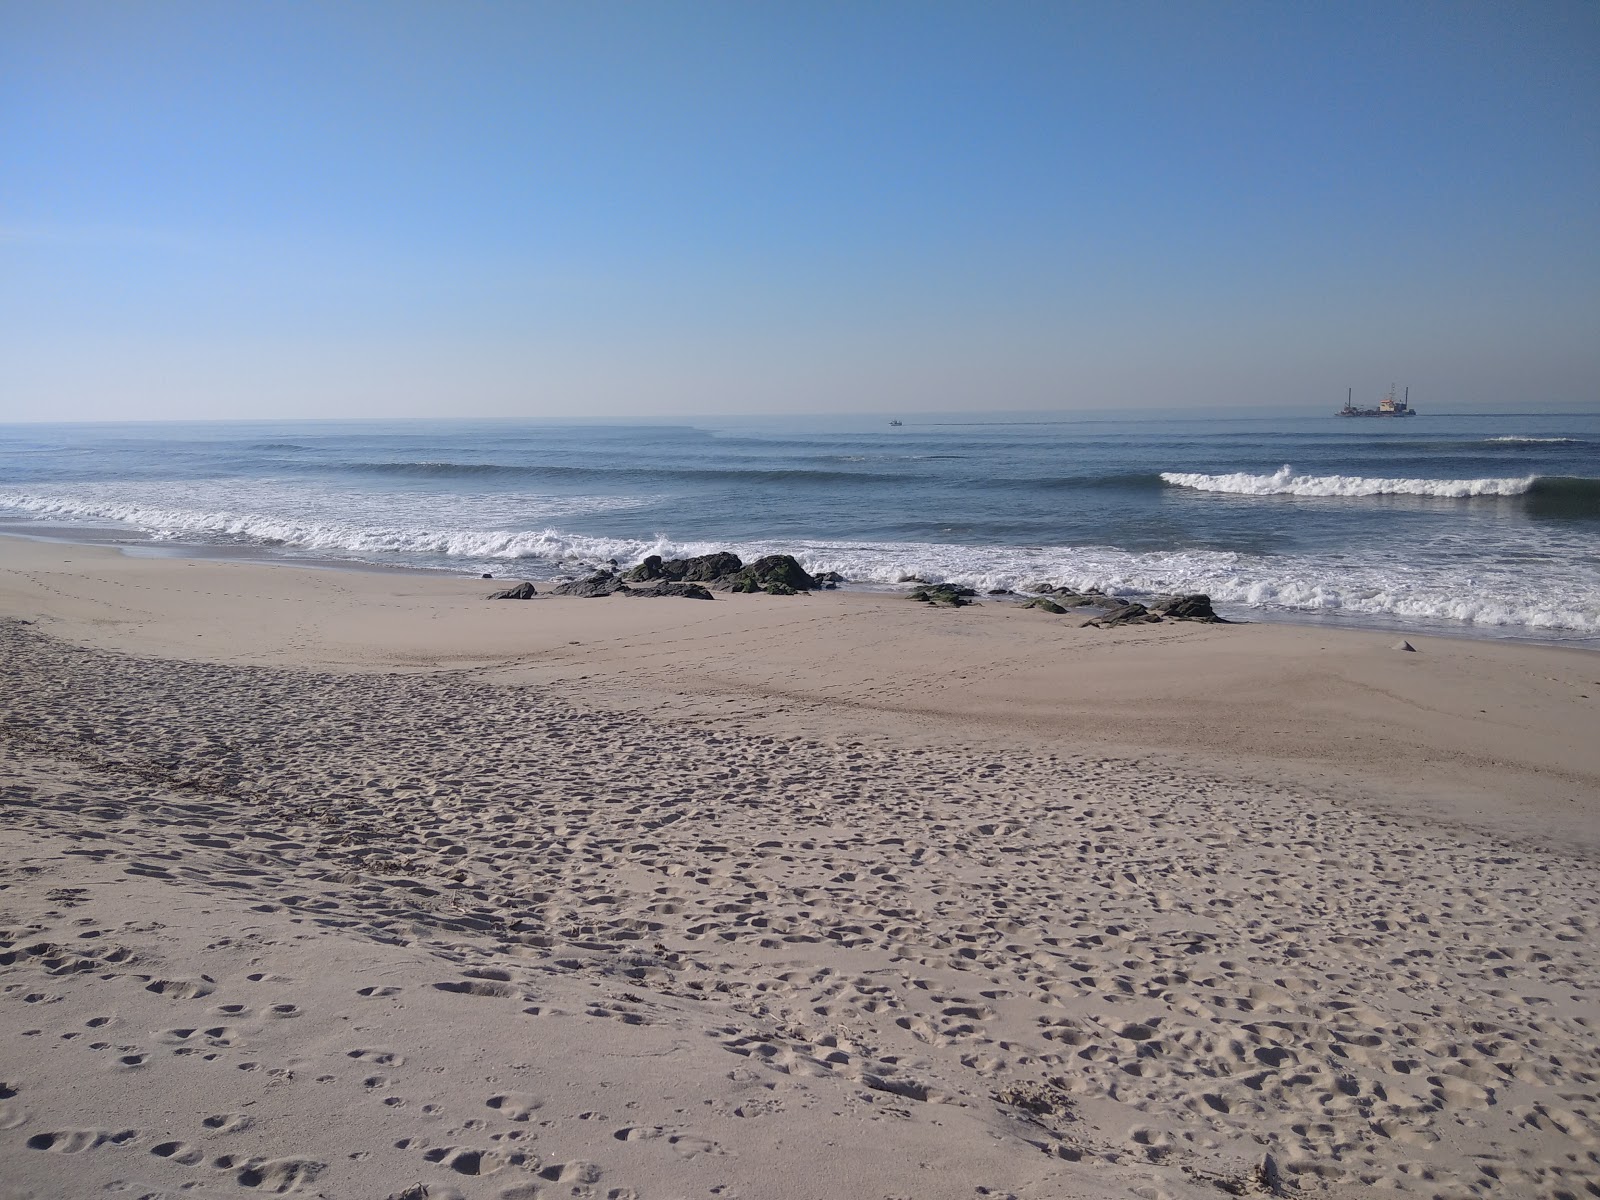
[1161, 465, 1536, 498]
[1484, 436, 1578, 444]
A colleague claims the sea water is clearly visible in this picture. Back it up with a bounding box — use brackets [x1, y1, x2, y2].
[2, 412, 1597, 642]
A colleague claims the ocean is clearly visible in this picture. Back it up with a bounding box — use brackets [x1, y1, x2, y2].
[2, 411, 1597, 643]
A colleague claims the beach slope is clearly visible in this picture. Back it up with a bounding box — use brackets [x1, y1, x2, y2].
[2, 538, 1598, 1199]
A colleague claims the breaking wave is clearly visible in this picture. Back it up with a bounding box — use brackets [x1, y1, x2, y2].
[1484, 436, 1578, 444]
[1161, 465, 1537, 498]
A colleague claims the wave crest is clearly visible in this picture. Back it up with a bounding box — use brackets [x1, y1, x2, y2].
[1161, 465, 1536, 498]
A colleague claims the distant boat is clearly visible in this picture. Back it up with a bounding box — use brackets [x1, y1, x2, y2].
[888, 419, 903, 426]
[1338, 385, 1416, 418]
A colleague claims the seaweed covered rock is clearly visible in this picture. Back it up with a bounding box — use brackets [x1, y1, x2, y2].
[487, 581, 538, 600]
[725, 554, 817, 593]
[909, 584, 977, 607]
[1021, 596, 1067, 614]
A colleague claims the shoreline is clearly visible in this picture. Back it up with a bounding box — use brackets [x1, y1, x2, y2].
[3, 532, 1599, 1198]
[3, 521, 1596, 652]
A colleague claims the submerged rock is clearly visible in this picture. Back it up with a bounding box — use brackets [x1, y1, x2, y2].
[487, 581, 538, 600]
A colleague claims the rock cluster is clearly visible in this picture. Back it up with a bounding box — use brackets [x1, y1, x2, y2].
[545, 571, 715, 600]
[1020, 583, 1105, 608]
[625, 552, 819, 594]
[1082, 594, 1225, 627]
[908, 584, 978, 607]
[537, 552, 823, 600]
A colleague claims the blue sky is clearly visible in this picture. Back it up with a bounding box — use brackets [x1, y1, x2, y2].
[2, 1, 1596, 420]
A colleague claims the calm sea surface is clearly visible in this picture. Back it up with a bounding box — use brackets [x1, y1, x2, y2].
[3, 412, 1597, 642]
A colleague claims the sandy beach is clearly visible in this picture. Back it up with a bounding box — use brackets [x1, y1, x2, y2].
[3, 534, 1598, 1200]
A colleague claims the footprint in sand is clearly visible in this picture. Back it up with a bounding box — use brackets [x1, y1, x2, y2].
[27, 1128, 138, 1153]
[150, 1140, 205, 1165]
[485, 1092, 543, 1121]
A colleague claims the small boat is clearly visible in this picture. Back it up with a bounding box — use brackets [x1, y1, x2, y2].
[1337, 385, 1416, 418]
[888, 419, 903, 427]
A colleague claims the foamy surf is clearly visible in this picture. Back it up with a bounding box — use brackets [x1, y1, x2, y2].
[1161, 465, 1537, 498]
[4, 486, 1594, 634]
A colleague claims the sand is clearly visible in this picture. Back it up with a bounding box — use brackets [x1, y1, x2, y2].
[2, 535, 1597, 1200]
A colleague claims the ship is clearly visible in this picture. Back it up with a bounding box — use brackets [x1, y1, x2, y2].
[1337, 385, 1416, 418]
[888, 419, 903, 426]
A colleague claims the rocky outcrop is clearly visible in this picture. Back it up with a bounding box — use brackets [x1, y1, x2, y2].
[1021, 596, 1067, 614]
[621, 552, 817, 595]
[1083, 594, 1226, 627]
[1148, 593, 1224, 622]
[725, 555, 818, 594]
[487, 581, 538, 600]
[625, 552, 743, 584]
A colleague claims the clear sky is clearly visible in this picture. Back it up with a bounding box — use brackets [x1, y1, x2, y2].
[2, 1, 1596, 421]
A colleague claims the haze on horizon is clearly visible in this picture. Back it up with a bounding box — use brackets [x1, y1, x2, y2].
[2, 1, 1597, 424]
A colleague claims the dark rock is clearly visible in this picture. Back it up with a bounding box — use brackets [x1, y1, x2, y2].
[812, 570, 846, 584]
[1149, 593, 1226, 623]
[898, 574, 928, 584]
[550, 571, 628, 598]
[909, 584, 977, 607]
[624, 581, 714, 600]
[986, 588, 1012, 596]
[625, 551, 744, 583]
[624, 554, 667, 581]
[1083, 601, 1158, 628]
[725, 554, 816, 593]
[1022, 596, 1067, 614]
[625, 550, 817, 595]
[481, 573, 494, 579]
[488, 581, 538, 600]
